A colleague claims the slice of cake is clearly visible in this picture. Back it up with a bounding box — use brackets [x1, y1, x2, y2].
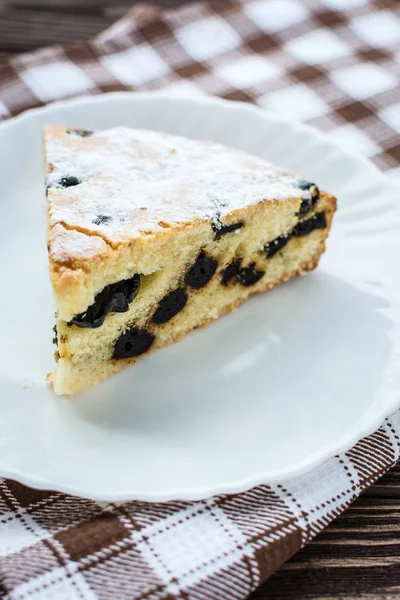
[44, 125, 336, 395]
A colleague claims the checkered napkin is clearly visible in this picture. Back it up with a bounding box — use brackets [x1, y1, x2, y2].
[1, 1, 400, 598]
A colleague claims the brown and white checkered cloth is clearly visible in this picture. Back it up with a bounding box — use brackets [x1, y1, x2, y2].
[0, 1, 399, 598]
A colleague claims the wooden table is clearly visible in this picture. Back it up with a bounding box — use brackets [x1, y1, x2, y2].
[1, 1, 399, 597]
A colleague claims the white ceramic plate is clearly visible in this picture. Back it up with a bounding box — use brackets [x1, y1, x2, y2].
[0, 92, 399, 501]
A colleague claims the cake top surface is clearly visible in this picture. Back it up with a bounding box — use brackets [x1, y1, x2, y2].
[45, 125, 304, 262]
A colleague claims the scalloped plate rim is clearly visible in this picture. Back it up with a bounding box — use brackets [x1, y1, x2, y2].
[0, 91, 398, 501]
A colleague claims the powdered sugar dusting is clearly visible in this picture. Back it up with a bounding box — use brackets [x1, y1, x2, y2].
[46, 126, 302, 248]
[50, 223, 109, 264]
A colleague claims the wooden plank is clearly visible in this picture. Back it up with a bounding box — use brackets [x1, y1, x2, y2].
[0, 8, 114, 52]
[363, 465, 400, 498]
[1, 0, 129, 7]
[251, 492, 400, 599]
[0, 0, 188, 53]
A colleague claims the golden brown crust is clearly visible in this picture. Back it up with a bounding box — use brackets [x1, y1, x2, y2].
[44, 124, 336, 395]
[49, 194, 335, 322]
[49, 190, 336, 395]
[49, 228, 331, 396]
[43, 124, 321, 320]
